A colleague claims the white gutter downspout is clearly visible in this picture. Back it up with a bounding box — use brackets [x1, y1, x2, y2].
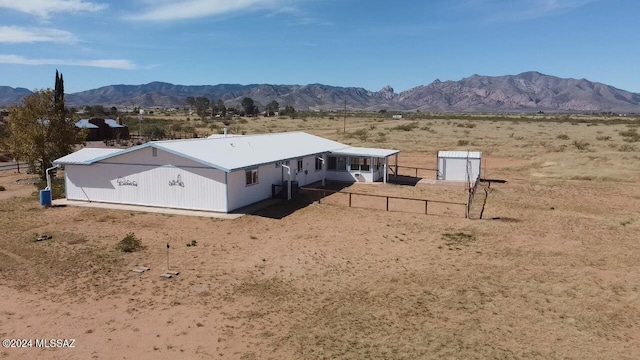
[316, 156, 325, 186]
[281, 164, 292, 200]
[45, 165, 60, 190]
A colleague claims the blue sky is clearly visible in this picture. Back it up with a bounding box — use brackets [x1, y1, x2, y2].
[0, 0, 638, 93]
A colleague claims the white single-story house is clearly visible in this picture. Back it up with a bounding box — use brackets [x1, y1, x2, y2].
[436, 151, 482, 183]
[53, 132, 399, 213]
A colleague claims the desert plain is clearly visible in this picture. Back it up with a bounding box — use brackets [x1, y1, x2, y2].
[1, 114, 639, 359]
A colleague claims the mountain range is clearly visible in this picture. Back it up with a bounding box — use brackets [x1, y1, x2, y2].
[1, 72, 639, 113]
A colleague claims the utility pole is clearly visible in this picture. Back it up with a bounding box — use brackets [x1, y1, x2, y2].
[343, 98, 347, 133]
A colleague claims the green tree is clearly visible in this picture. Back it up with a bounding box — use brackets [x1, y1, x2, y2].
[13, 71, 83, 177]
[194, 96, 210, 119]
[6, 79, 85, 179]
[265, 100, 279, 116]
[241, 97, 256, 116]
[281, 105, 296, 117]
[216, 99, 226, 117]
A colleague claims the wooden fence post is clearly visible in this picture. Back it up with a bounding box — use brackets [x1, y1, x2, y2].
[349, 193, 352, 208]
[386, 197, 389, 211]
[425, 200, 428, 215]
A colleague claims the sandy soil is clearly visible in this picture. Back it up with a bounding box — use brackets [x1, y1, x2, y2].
[1, 120, 640, 359]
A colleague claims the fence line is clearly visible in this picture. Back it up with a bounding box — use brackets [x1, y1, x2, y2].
[392, 165, 438, 178]
[300, 186, 466, 217]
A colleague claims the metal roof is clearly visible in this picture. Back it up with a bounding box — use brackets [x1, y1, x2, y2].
[152, 132, 350, 171]
[53, 132, 403, 172]
[438, 151, 482, 159]
[54, 148, 124, 165]
[75, 119, 99, 129]
[207, 134, 244, 139]
[331, 146, 400, 158]
[104, 119, 126, 128]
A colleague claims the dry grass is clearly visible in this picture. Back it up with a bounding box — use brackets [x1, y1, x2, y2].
[1, 115, 640, 360]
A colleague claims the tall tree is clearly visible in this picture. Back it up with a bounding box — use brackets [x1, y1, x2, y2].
[6, 72, 85, 179]
[215, 99, 226, 117]
[194, 97, 210, 119]
[265, 100, 279, 116]
[241, 97, 256, 116]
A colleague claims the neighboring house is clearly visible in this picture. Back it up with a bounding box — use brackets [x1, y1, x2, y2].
[75, 118, 130, 141]
[75, 119, 100, 141]
[53, 132, 399, 213]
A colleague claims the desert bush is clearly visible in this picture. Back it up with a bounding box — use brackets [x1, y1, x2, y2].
[557, 134, 570, 140]
[595, 135, 611, 141]
[345, 128, 369, 141]
[619, 129, 640, 142]
[116, 233, 142, 253]
[238, 118, 248, 124]
[442, 232, 475, 247]
[619, 144, 637, 152]
[572, 140, 590, 150]
[457, 139, 470, 146]
[0, 186, 5, 191]
[391, 122, 419, 131]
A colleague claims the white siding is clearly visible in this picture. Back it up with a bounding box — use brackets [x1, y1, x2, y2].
[292, 155, 326, 186]
[226, 162, 282, 211]
[437, 157, 481, 182]
[63, 149, 228, 212]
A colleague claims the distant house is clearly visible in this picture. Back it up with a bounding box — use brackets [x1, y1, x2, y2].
[75, 118, 130, 141]
[392, 115, 403, 120]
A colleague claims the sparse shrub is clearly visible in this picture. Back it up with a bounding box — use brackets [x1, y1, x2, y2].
[619, 129, 640, 142]
[619, 144, 637, 152]
[238, 118, 248, 124]
[391, 122, 419, 131]
[345, 128, 369, 141]
[595, 135, 611, 141]
[572, 140, 590, 150]
[442, 232, 475, 247]
[369, 124, 377, 130]
[116, 233, 142, 253]
[557, 134, 570, 140]
[457, 139, 470, 146]
[0, 186, 5, 191]
[464, 123, 477, 128]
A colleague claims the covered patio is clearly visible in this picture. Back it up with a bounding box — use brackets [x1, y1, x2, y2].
[325, 147, 400, 183]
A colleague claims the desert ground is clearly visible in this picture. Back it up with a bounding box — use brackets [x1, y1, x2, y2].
[1, 115, 639, 359]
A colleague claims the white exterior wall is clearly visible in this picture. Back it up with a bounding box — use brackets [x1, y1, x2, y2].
[437, 157, 481, 182]
[226, 154, 326, 211]
[226, 162, 281, 212]
[292, 155, 326, 186]
[64, 148, 227, 212]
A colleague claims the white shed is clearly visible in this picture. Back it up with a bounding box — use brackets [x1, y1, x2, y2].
[54, 132, 399, 213]
[437, 151, 482, 183]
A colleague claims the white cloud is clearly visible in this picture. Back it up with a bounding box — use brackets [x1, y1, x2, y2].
[0, 26, 78, 44]
[0, 0, 107, 18]
[126, 0, 289, 21]
[0, 54, 138, 69]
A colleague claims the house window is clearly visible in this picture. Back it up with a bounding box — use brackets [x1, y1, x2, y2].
[297, 159, 303, 172]
[315, 157, 323, 171]
[245, 168, 258, 186]
[327, 156, 346, 171]
[152, 148, 158, 157]
[350, 157, 370, 172]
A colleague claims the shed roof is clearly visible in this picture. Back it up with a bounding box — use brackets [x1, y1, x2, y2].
[438, 151, 482, 159]
[54, 148, 124, 165]
[104, 119, 126, 128]
[331, 146, 400, 158]
[75, 119, 99, 129]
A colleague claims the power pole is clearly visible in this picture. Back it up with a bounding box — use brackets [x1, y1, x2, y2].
[343, 98, 347, 133]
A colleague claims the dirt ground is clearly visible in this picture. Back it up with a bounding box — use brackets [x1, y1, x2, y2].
[1, 117, 639, 359]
